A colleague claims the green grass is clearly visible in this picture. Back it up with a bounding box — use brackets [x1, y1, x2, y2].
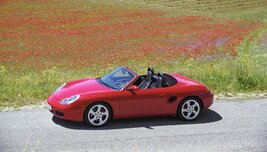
[0, 0, 267, 109]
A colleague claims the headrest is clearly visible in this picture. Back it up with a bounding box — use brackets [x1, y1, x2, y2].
[146, 71, 153, 81]
[148, 67, 154, 75]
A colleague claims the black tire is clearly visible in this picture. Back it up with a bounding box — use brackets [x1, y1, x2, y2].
[177, 97, 202, 121]
[84, 102, 112, 127]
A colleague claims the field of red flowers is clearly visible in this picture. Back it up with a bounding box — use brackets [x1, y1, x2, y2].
[0, 0, 262, 71]
[0, 0, 266, 108]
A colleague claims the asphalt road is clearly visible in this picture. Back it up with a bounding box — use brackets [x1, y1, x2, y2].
[1, 98, 267, 152]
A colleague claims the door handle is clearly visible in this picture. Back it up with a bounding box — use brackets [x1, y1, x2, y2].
[159, 94, 167, 97]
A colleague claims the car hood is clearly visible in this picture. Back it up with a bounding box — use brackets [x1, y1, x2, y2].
[53, 78, 110, 100]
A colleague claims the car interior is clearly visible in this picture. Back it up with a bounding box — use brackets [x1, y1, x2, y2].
[132, 67, 178, 89]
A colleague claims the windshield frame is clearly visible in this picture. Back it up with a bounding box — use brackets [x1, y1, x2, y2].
[98, 66, 138, 90]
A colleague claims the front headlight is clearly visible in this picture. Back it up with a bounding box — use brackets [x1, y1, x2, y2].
[60, 95, 80, 105]
[55, 83, 66, 93]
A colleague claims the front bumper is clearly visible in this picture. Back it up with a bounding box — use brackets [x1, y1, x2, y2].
[48, 105, 64, 117]
[47, 95, 84, 121]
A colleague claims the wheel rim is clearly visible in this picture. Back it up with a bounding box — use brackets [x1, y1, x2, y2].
[181, 99, 200, 120]
[88, 105, 109, 126]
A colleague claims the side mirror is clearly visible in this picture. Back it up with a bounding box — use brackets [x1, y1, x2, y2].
[128, 85, 139, 92]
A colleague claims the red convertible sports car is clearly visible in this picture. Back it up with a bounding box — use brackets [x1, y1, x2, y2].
[47, 66, 213, 127]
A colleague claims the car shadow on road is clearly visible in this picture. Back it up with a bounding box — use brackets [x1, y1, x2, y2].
[52, 109, 222, 130]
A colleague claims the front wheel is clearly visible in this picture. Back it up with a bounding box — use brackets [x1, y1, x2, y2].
[84, 102, 111, 127]
[177, 97, 201, 121]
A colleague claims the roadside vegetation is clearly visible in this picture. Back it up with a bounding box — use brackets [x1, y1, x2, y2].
[0, 0, 266, 108]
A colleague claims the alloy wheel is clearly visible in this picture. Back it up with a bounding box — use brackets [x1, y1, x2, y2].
[181, 99, 200, 120]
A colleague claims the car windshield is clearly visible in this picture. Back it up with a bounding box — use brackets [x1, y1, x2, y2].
[98, 67, 135, 90]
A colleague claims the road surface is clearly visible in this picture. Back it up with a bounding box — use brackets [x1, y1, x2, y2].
[1, 98, 267, 152]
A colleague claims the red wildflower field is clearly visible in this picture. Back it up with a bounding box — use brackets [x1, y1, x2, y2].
[1, 0, 267, 108]
[0, 0, 262, 71]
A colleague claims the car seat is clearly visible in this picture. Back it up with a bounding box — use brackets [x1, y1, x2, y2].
[139, 67, 154, 89]
[150, 73, 163, 88]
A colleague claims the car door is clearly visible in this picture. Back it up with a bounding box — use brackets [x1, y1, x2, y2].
[119, 87, 170, 117]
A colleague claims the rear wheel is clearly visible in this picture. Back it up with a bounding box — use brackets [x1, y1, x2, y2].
[84, 102, 111, 127]
[177, 97, 201, 121]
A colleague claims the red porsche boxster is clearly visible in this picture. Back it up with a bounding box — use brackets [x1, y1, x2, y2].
[47, 66, 213, 127]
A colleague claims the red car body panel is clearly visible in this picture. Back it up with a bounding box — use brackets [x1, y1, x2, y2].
[47, 69, 213, 122]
